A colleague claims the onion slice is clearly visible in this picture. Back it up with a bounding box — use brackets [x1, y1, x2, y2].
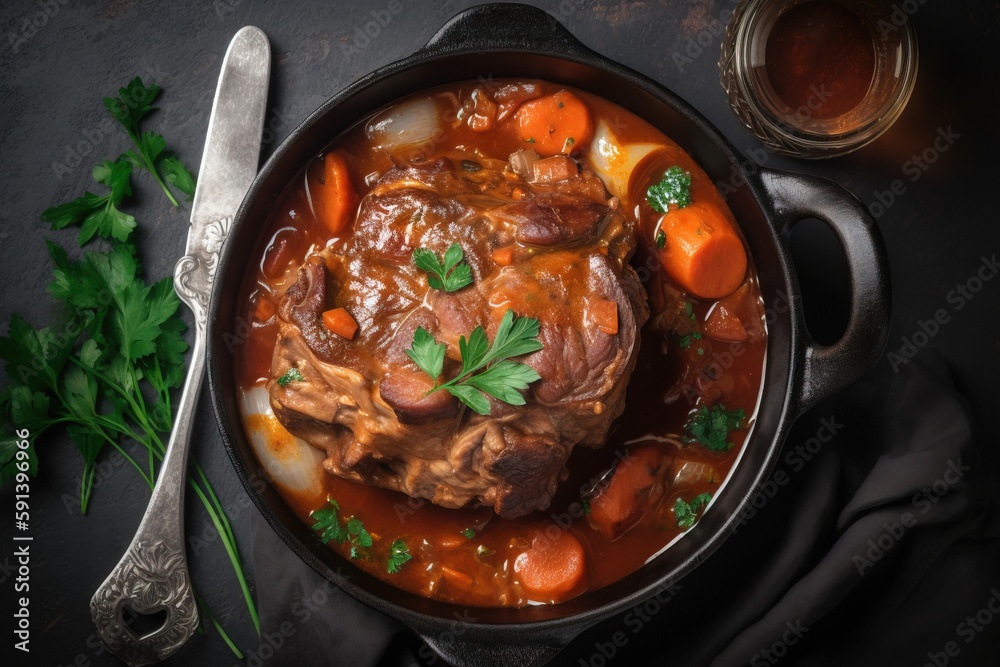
[588, 120, 662, 201]
[239, 385, 326, 500]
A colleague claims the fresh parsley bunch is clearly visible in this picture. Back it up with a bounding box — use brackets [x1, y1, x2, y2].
[0, 77, 254, 657]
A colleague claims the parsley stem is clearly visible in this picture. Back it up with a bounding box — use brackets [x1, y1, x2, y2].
[130, 135, 180, 207]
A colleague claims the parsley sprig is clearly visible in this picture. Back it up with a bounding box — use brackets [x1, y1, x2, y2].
[104, 77, 196, 206]
[405, 309, 543, 415]
[41, 78, 196, 246]
[647, 166, 692, 212]
[674, 492, 712, 528]
[683, 404, 746, 452]
[413, 244, 473, 292]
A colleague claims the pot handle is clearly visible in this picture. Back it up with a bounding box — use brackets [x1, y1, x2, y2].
[419, 3, 594, 58]
[416, 628, 572, 667]
[759, 168, 891, 415]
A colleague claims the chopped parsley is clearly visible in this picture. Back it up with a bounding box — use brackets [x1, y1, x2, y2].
[413, 244, 473, 292]
[647, 166, 692, 212]
[406, 309, 542, 415]
[678, 332, 703, 349]
[580, 498, 591, 516]
[277, 367, 304, 386]
[311, 500, 373, 559]
[684, 404, 746, 452]
[674, 492, 712, 529]
[461, 527, 476, 539]
[387, 539, 412, 573]
[655, 229, 666, 249]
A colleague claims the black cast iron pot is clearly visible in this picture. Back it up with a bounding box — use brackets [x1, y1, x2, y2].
[208, 4, 891, 665]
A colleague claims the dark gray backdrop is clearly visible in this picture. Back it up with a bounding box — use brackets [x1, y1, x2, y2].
[1, 1, 997, 665]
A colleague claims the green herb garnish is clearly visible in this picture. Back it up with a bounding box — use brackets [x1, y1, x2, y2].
[461, 527, 476, 539]
[41, 160, 136, 245]
[277, 367, 305, 386]
[311, 500, 374, 559]
[684, 404, 746, 452]
[674, 492, 712, 529]
[647, 166, 692, 212]
[387, 539, 413, 573]
[405, 309, 543, 415]
[678, 332, 702, 349]
[413, 244, 473, 292]
[580, 498, 591, 516]
[104, 77, 196, 206]
[655, 229, 666, 249]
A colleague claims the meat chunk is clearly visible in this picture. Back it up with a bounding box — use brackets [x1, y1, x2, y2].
[269, 157, 648, 518]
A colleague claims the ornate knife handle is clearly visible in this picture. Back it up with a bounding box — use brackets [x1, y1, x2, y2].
[89, 251, 212, 666]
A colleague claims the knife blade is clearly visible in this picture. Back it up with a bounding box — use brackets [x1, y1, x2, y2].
[90, 27, 270, 666]
[180, 25, 271, 303]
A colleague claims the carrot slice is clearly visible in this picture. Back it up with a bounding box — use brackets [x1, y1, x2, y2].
[593, 299, 619, 335]
[492, 246, 514, 266]
[322, 307, 358, 339]
[514, 90, 594, 157]
[314, 151, 356, 235]
[440, 565, 474, 591]
[655, 201, 747, 299]
[254, 296, 275, 321]
[587, 446, 668, 540]
[513, 529, 587, 598]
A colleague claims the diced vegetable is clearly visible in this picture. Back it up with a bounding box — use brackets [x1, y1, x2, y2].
[322, 307, 358, 340]
[592, 299, 619, 335]
[509, 148, 541, 179]
[254, 296, 275, 321]
[492, 246, 514, 266]
[587, 446, 668, 540]
[314, 151, 356, 235]
[588, 120, 661, 201]
[261, 230, 299, 281]
[513, 529, 587, 597]
[531, 155, 578, 183]
[440, 564, 474, 590]
[670, 459, 718, 489]
[654, 202, 747, 299]
[366, 97, 441, 152]
[705, 301, 749, 342]
[514, 90, 594, 157]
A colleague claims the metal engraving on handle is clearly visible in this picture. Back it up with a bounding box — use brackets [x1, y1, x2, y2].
[90, 25, 270, 665]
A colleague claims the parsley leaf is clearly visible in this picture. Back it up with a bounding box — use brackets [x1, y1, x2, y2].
[647, 166, 692, 212]
[41, 160, 137, 245]
[104, 77, 196, 206]
[387, 539, 413, 573]
[674, 492, 712, 529]
[277, 368, 305, 386]
[413, 244, 473, 292]
[461, 528, 476, 539]
[684, 404, 746, 452]
[404, 327, 445, 380]
[678, 332, 703, 349]
[655, 229, 666, 249]
[346, 515, 374, 559]
[405, 309, 543, 415]
[311, 499, 349, 544]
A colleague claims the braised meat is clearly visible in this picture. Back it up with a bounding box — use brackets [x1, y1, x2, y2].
[269, 156, 648, 518]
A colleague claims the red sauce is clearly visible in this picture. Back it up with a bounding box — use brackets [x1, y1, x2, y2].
[764, 0, 876, 120]
[234, 80, 767, 607]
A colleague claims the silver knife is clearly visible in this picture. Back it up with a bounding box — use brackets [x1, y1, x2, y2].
[89, 26, 270, 666]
